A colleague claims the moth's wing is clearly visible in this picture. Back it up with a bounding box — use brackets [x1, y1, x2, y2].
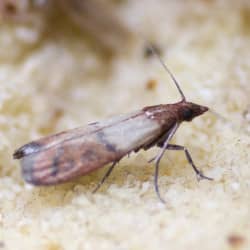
[14, 111, 162, 185]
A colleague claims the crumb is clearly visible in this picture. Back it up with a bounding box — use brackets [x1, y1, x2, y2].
[227, 234, 245, 248]
[145, 79, 158, 91]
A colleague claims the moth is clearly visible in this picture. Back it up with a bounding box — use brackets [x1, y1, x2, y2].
[13, 46, 212, 203]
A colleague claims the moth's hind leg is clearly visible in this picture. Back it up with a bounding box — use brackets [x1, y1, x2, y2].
[92, 162, 117, 193]
[159, 143, 213, 181]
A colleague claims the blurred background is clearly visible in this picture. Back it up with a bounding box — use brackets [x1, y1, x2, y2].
[0, 1, 250, 250]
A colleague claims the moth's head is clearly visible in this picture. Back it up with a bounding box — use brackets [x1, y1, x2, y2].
[178, 101, 209, 122]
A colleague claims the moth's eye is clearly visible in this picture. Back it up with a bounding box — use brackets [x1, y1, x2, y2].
[182, 108, 193, 120]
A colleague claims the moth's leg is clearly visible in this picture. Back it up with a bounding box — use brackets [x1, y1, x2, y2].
[163, 144, 213, 181]
[147, 127, 176, 163]
[92, 162, 116, 193]
[154, 139, 169, 203]
[153, 123, 179, 203]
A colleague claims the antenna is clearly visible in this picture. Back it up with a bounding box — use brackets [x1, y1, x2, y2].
[146, 42, 186, 101]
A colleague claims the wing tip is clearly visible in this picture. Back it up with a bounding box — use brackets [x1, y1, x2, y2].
[13, 142, 42, 159]
[13, 148, 24, 159]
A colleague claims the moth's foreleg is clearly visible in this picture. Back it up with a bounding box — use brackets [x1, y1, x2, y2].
[154, 142, 169, 204]
[163, 144, 213, 181]
[153, 123, 179, 203]
[92, 162, 117, 193]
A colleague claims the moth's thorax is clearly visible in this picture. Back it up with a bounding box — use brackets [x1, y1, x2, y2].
[143, 101, 208, 125]
[143, 104, 177, 128]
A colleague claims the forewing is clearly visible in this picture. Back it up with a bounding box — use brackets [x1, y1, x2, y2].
[14, 110, 162, 185]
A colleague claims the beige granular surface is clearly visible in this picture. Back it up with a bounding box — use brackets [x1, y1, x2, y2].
[0, 1, 250, 250]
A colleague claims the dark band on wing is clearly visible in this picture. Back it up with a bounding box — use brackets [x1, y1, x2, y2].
[96, 131, 117, 153]
[51, 147, 65, 176]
